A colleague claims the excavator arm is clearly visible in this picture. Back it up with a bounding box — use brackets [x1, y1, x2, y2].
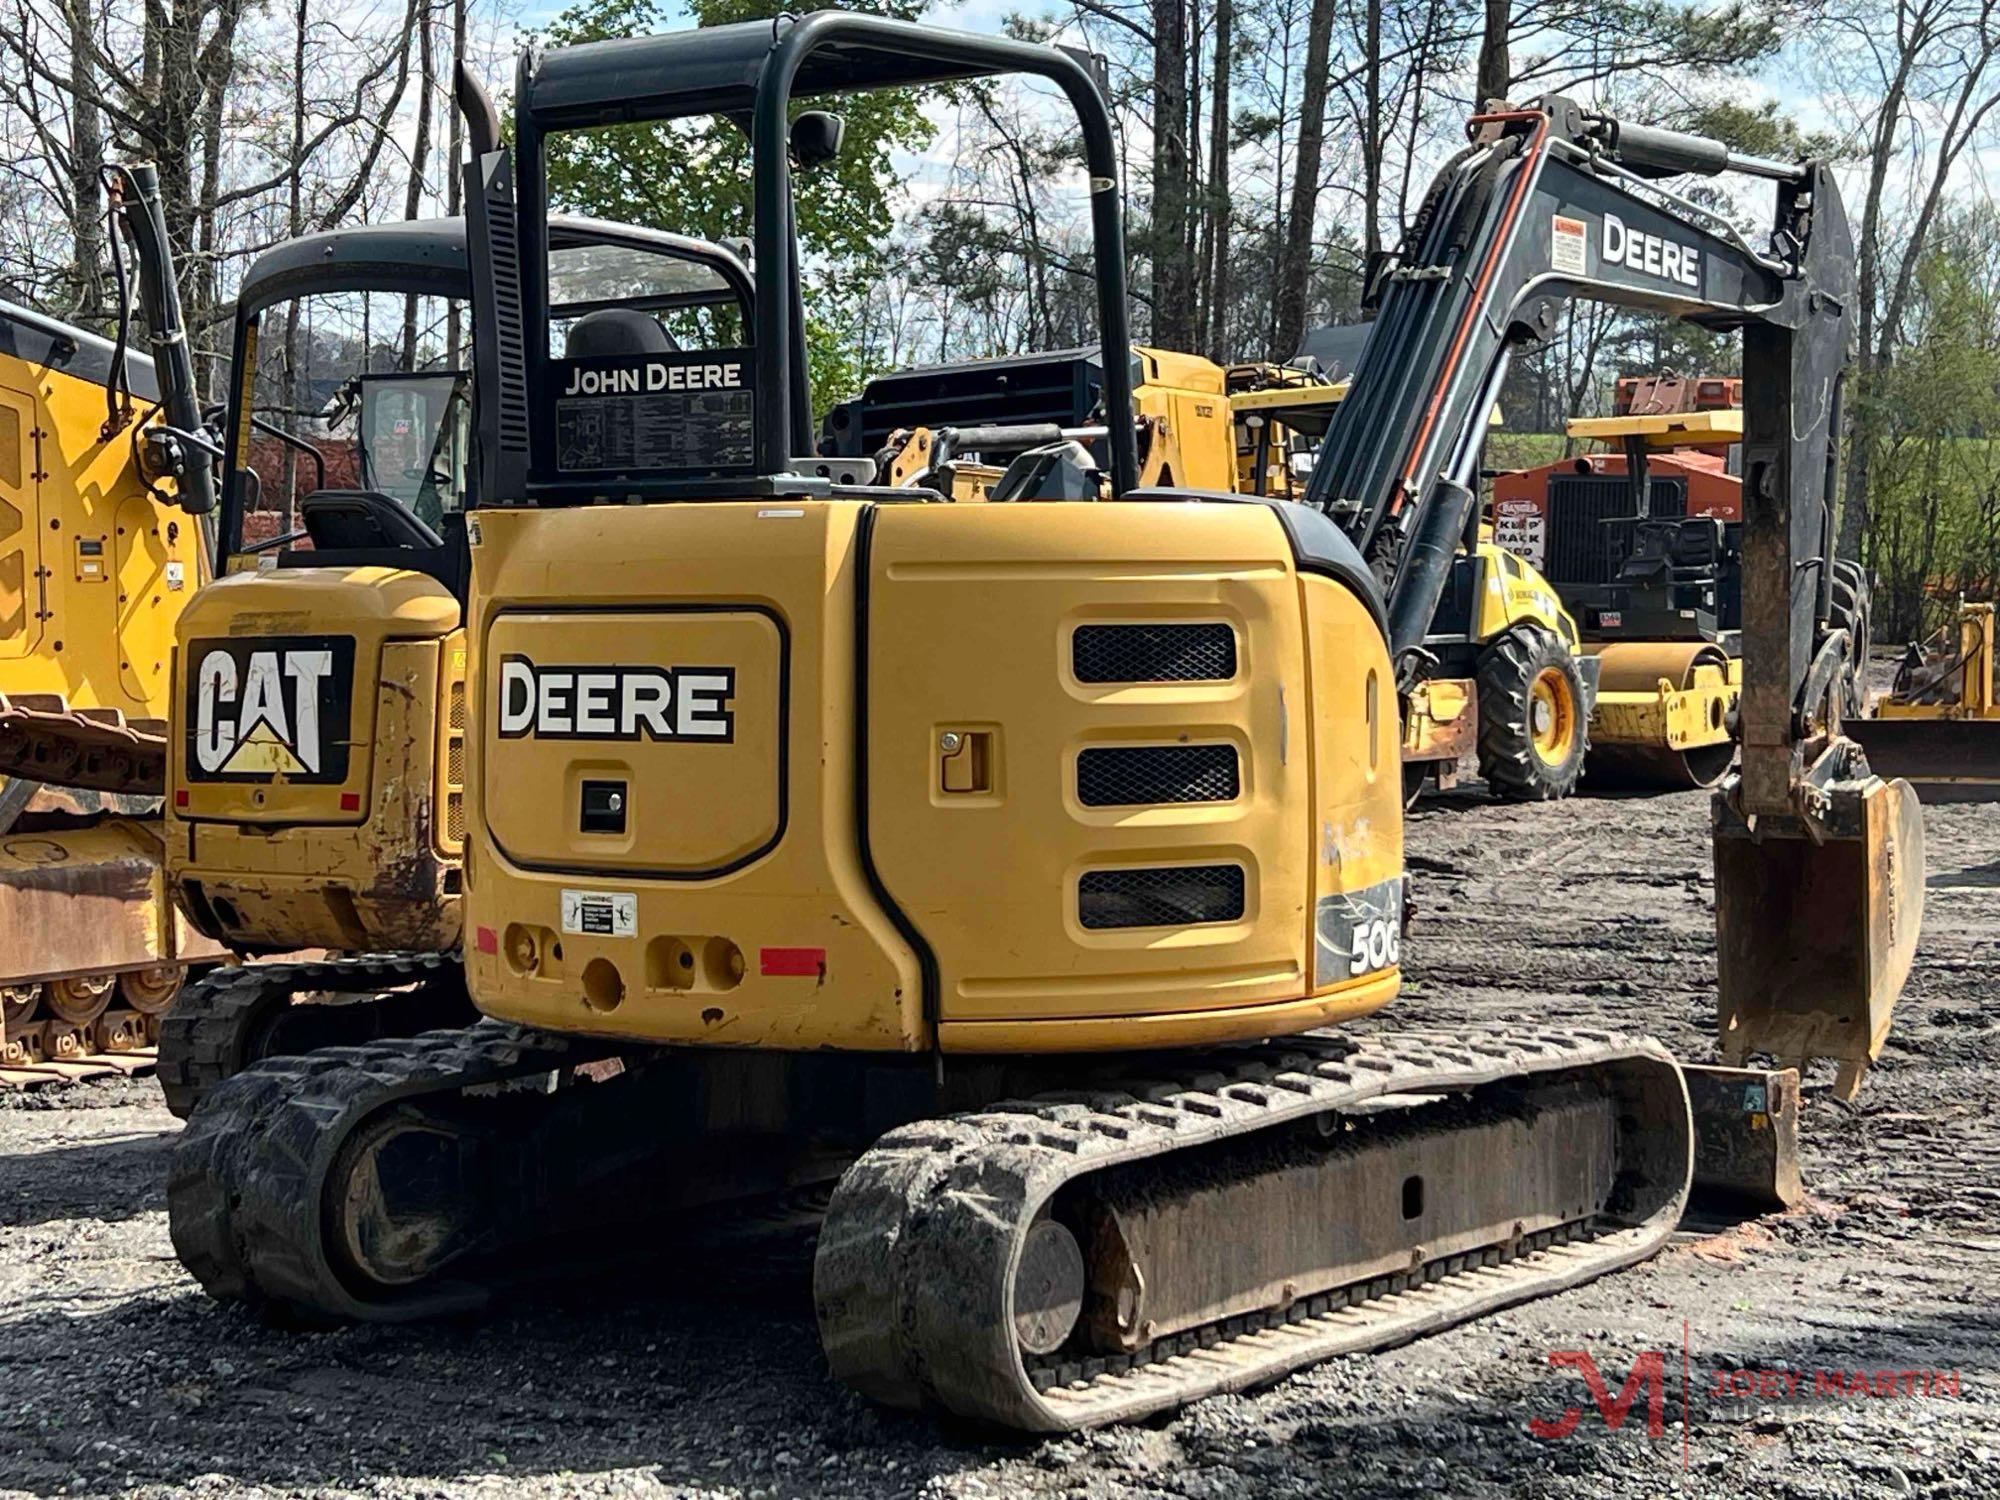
[1305, 99, 1920, 1095]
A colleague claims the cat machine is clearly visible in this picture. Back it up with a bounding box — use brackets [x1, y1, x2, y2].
[0, 164, 225, 1082]
[169, 14, 1917, 1433]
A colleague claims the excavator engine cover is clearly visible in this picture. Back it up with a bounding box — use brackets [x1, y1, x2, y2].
[1713, 773, 1923, 1099]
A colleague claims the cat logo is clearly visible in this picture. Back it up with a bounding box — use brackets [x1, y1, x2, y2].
[185, 636, 356, 783]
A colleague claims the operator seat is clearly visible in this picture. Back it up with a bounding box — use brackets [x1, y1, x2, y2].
[299, 489, 447, 551]
[563, 308, 678, 358]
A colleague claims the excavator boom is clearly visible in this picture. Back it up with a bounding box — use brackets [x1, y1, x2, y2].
[1305, 99, 1921, 1094]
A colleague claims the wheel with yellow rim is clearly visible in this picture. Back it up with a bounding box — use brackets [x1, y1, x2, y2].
[1476, 624, 1589, 801]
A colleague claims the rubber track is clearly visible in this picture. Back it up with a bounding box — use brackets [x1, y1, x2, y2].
[157, 953, 468, 1119]
[168, 1022, 618, 1323]
[814, 1026, 1690, 1431]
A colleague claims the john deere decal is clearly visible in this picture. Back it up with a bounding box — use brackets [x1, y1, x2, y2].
[185, 636, 356, 783]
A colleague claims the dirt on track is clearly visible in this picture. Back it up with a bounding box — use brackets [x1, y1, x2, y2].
[3, 784, 1998, 1499]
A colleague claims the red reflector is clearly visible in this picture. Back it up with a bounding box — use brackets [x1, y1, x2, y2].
[339, 792, 361, 811]
[474, 925, 498, 955]
[760, 946, 825, 977]
[173, 789, 189, 808]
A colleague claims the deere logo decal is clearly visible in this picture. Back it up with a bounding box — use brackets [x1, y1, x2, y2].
[186, 636, 355, 783]
[497, 656, 736, 742]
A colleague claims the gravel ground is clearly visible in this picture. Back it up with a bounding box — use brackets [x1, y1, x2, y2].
[4, 781, 1998, 1498]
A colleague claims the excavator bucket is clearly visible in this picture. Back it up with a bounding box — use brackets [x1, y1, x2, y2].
[1713, 774, 1923, 1100]
[1845, 716, 2000, 802]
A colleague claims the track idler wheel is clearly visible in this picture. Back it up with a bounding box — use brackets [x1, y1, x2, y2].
[331, 1107, 490, 1292]
[44, 974, 116, 1028]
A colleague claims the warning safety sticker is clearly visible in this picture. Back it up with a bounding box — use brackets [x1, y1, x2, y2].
[1551, 214, 1589, 277]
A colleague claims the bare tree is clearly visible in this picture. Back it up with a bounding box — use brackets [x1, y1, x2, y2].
[1270, 0, 1334, 359]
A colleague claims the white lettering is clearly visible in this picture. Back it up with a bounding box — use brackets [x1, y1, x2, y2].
[538, 671, 575, 734]
[620, 673, 672, 738]
[237, 651, 289, 749]
[499, 658, 536, 735]
[574, 672, 618, 735]
[1600, 211, 1701, 289]
[195, 652, 238, 773]
[498, 659, 735, 742]
[281, 650, 333, 774]
[675, 671, 733, 738]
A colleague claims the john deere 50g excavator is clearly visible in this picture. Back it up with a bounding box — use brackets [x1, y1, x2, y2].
[170, 13, 1919, 1431]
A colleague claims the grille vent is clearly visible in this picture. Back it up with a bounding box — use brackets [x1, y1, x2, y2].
[1077, 744, 1239, 806]
[1073, 623, 1236, 684]
[1078, 864, 1246, 929]
[1542, 474, 1687, 584]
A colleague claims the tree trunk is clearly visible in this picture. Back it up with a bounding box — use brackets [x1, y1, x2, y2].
[1150, 0, 1191, 349]
[403, 0, 436, 369]
[1272, 0, 1335, 359]
[1476, 0, 1511, 103]
[65, 0, 105, 325]
[1201, 0, 1232, 363]
[281, 0, 308, 527]
[1362, 0, 1382, 264]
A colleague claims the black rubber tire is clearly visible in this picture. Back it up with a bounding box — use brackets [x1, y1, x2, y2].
[1828, 560, 1873, 720]
[1476, 624, 1589, 801]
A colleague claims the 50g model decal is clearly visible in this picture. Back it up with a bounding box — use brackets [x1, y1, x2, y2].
[1314, 875, 1406, 987]
[496, 656, 736, 742]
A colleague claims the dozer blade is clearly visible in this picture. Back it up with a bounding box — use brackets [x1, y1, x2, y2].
[1845, 715, 2000, 803]
[1714, 774, 1923, 1100]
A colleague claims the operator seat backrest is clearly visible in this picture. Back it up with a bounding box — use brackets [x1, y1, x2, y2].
[299, 489, 446, 551]
[563, 309, 677, 359]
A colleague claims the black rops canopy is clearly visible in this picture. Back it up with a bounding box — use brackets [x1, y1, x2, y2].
[511, 8, 1139, 494]
[236, 216, 750, 321]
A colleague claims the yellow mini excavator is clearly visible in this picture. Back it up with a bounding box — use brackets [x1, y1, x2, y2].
[155, 179, 760, 1115]
[169, 13, 1920, 1431]
[0, 165, 226, 1082]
